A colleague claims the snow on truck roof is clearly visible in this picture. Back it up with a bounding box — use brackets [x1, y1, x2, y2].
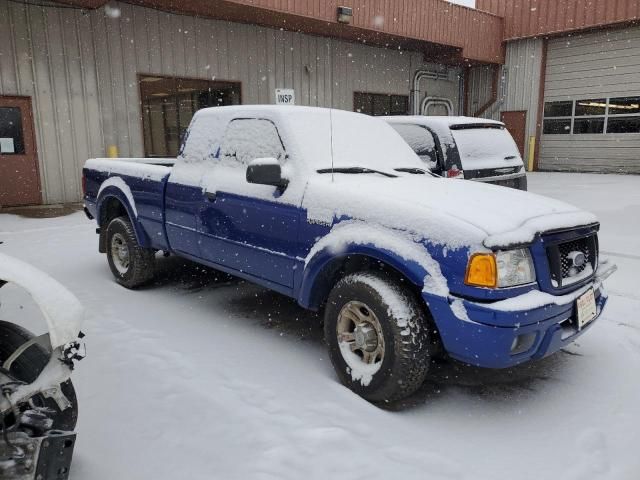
[181, 105, 424, 173]
[385, 116, 505, 129]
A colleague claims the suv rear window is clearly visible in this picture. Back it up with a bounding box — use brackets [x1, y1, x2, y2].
[450, 125, 520, 170]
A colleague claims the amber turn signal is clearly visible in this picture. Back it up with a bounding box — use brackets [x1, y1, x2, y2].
[465, 253, 497, 288]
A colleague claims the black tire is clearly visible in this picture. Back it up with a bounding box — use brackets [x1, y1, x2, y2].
[324, 272, 430, 403]
[106, 216, 155, 288]
[0, 320, 78, 431]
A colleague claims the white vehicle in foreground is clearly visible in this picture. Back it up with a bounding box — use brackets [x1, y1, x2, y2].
[0, 253, 85, 480]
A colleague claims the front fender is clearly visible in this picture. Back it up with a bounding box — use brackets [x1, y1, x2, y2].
[0, 253, 83, 348]
[297, 222, 449, 309]
[96, 180, 150, 248]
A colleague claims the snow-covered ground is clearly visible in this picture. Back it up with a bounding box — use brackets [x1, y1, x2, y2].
[0, 172, 639, 480]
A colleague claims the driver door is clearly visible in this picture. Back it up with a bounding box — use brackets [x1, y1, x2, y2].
[197, 118, 300, 290]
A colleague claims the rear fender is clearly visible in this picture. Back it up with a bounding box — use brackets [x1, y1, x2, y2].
[96, 185, 150, 249]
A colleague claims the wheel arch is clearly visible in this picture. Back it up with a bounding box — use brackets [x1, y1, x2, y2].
[96, 187, 149, 252]
[298, 244, 429, 311]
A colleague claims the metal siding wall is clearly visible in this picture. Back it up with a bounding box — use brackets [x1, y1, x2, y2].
[477, 0, 640, 40]
[0, 1, 103, 204]
[0, 0, 461, 203]
[467, 65, 495, 118]
[540, 27, 640, 173]
[225, 0, 504, 63]
[466, 38, 543, 166]
[503, 37, 543, 166]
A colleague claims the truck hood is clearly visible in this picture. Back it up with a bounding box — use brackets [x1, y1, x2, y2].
[304, 175, 598, 248]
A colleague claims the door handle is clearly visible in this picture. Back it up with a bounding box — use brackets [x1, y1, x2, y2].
[205, 191, 217, 202]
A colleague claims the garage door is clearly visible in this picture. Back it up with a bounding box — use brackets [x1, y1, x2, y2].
[540, 27, 640, 173]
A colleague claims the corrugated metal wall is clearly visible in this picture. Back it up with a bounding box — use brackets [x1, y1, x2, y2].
[477, 0, 640, 40]
[224, 0, 505, 63]
[467, 38, 543, 167]
[540, 26, 640, 173]
[0, 0, 461, 204]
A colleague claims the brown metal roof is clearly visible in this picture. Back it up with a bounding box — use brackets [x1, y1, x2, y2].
[478, 0, 640, 40]
[58, 0, 505, 64]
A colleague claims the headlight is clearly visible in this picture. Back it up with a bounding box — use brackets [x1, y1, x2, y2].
[465, 249, 535, 288]
[495, 249, 535, 287]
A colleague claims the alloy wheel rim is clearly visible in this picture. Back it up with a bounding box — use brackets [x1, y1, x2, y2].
[110, 233, 130, 274]
[336, 301, 385, 366]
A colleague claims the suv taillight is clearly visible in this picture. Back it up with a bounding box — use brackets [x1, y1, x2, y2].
[446, 167, 464, 179]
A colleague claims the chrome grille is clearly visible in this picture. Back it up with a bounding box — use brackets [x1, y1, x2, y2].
[558, 238, 592, 279]
[546, 234, 598, 289]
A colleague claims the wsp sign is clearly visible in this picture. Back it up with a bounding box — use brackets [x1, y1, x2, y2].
[275, 88, 295, 105]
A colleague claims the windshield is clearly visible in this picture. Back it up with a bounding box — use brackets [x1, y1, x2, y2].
[450, 126, 522, 170]
[287, 109, 425, 174]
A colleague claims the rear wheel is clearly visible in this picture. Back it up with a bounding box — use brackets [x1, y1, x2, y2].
[324, 272, 431, 403]
[0, 320, 77, 431]
[106, 216, 155, 288]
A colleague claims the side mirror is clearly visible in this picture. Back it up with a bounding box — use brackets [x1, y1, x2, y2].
[246, 158, 289, 190]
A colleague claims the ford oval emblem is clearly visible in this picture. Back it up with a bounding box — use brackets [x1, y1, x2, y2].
[568, 251, 587, 268]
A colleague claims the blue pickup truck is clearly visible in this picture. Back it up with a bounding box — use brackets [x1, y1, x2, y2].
[83, 106, 615, 403]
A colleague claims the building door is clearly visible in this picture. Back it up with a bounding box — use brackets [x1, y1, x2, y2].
[500, 110, 527, 158]
[0, 96, 41, 207]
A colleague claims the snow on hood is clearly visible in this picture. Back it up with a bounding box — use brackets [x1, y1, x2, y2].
[0, 253, 84, 348]
[304, 174, 598, 249]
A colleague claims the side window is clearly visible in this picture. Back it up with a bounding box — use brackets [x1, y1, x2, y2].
[219, 119, 286, 166]
[390, 123, 440, 171]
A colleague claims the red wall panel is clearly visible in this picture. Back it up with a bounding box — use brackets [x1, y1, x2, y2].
[478, 0, 640, 39]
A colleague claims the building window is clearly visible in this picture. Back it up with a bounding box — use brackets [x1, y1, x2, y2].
[543, 97, 640, 135]
[140, 75, 241, 157]
[354, 92, 409, 116]
[543, 118, 572, 135]
[606, 96, 640, 133]
[0, 107, 25, 154]
[574, 99, 606, 116]
[542, 101, 573, 134]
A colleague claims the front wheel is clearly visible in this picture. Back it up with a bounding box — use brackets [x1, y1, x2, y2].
[0, 321, 78, 431]
[324, 272, 431, 403]
[106, 216, 155, 288]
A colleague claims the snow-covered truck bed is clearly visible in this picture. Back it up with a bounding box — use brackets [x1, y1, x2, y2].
[82, 105, 615, 403]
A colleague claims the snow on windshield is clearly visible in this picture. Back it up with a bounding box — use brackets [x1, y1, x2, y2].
[451, 126, 521, 170]
[288, 109, 425, 174]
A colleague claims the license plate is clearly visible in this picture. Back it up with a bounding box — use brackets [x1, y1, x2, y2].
[576, 288, 597, 329]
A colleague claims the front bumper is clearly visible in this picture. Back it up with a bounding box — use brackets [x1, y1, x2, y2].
[424, 264, 615, 368]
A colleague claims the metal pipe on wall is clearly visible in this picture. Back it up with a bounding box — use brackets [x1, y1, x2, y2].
[410, 69, 448, 115]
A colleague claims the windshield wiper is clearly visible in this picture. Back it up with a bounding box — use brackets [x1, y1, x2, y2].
[394, 167, 427, 175]
[317, 167, 397, 178]
[395, 167, 442, 178]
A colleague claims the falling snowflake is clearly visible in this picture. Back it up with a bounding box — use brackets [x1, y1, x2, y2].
[104, 3, 121, 18]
